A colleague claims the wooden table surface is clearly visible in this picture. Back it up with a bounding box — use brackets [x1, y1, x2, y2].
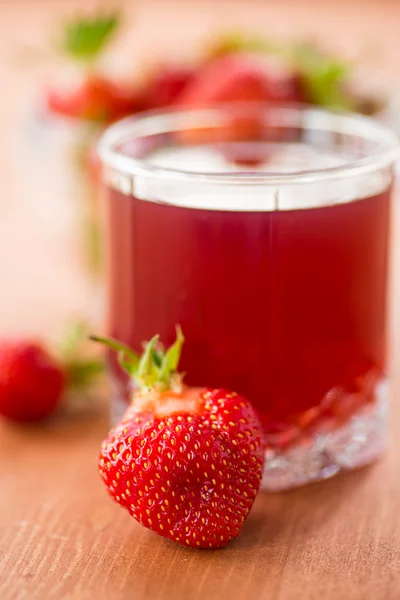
[1, 2, 400, 599]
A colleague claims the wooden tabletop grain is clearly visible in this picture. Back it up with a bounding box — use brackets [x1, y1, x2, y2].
[1, 2, 400, 599]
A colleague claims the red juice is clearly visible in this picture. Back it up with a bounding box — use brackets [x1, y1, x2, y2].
[103, 142, 391, 439]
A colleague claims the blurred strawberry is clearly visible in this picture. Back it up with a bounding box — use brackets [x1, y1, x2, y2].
[46, 75, 141, 123]
[0, 323, 103, 423]
[46, 9, 141, 123]
[204, 33, 353, 110]
[174, 54, 303, 154]
[264, 422, 300, 450]
[176, 54, 303, 106]
[0, 342, 65, 422]
[141, 66, 195, 110]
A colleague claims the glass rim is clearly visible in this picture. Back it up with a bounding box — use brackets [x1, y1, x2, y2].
[98, 103, 400, 186]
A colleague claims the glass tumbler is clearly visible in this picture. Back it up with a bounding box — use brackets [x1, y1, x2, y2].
[98, 103, 398, 491]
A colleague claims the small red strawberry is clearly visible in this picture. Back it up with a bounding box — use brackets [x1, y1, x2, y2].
[174, 54, 304, 148]
[46, 10, 141, 123]
[93, 328, 265, 549]
[141, 66, 195, 109]
[46, 75, 140, 123]
[176, 54, 303, 106]
[204, 33, 353, 110]
[0, 342, 65, 422]
[0, 323, 103, 423]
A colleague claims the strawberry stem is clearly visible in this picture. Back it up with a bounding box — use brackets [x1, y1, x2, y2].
[90, 326, 185, 392]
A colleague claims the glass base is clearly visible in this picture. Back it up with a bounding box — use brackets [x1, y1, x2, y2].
[110, 379, 389, 492]
[261, 380, 389, 491]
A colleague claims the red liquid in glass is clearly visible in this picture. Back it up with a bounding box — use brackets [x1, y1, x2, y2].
[104, 156, 391, 438]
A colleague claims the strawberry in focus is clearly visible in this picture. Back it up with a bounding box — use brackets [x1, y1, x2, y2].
[93, 328, 265, 549]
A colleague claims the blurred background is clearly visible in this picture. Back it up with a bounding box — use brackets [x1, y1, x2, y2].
[0, 0, 399, 341]
[1, 2, 400, 590]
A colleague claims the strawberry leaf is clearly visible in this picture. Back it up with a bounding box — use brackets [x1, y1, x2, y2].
[59, 320, 88, 358]
[67, 359, 104, 389]
[209, 31, 274, 57]
[118, 351, 139, 376]
[91, 328, 185, 392]
[159, 326, 184, 383]
[288, 42, 353, 109]
[57, 322, 105, 390]
[61, 12, 120, 63]
[137, 335, 160, 388]
[89, 335, 139, 376]
[151, 348, 163, 369]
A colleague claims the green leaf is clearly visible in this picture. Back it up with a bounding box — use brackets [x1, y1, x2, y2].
[210, 31, 274, 57]
[89, 335, 139, 376]
[118, 351, 138, 376]
[59, 320, 88, 359]
[287, 42, 353, 109]
[67, 359, 104, 389]
[159, 326, 184, 383]
[151, 348, 163, 369]
[61, 12, 120, 62]
[137, 335, 160, 388]
[90, 328, 185, 392]
[57, 321, 105, 391]
[89, 335, 137, 358]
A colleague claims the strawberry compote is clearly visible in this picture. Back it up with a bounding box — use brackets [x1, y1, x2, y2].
[99, 106, 398, 490]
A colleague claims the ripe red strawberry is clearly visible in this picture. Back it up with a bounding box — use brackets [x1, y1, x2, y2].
[0, 342, 65, 422]
[45, 11, 139, 123]
[94, 328, 265, 549]
[141, 66, 195, 109]
[176, 54, 303, 106]
[46, 75, 140, 123]
[0, 324, 103, 423]
[204, 34, 353, 109]
[174, 54, 304, 148]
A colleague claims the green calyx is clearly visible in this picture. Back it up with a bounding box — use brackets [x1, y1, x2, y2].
[209, 31, 275, 57]
[287, 42, 354, 110]
[90, 326, 185, 392]
[60, 11, 120, 64]
[59, 321, 104, 389]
